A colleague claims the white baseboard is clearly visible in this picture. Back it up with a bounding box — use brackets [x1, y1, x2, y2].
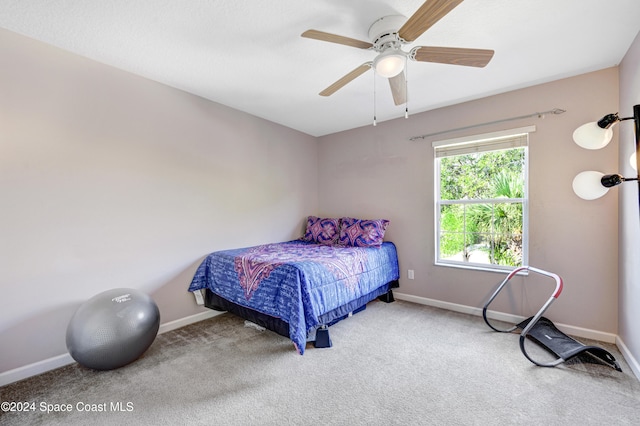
[158, 310, 222, 334]
[616, 336, 640, 380]
[4, 298, 637, 387]
[0, 353, 75, 388]
[393, 292, 618, 343]
[0, 310, 222, 387]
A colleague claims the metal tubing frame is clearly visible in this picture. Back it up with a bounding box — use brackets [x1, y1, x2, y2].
[482, 265, 565, 367]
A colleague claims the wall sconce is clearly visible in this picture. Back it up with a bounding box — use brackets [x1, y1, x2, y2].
[572, 105, 640, 200]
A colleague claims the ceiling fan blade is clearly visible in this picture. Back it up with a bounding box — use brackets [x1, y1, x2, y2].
[301, 29, 373, 49]
[388, 72, 407, 106]
[398, 0, 464, 42]
[411, 46, 494, 67]
[319, 63, 372, 97]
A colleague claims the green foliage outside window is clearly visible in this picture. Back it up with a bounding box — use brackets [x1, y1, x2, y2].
[439, 148, 525, 267]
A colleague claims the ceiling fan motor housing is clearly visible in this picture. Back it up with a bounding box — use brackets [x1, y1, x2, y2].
[368, 15, 407, 51]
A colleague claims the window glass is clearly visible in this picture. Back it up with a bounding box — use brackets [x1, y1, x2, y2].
[434, 129, 529, 271]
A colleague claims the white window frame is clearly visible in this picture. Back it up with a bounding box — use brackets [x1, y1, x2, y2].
[433, 126, 533, 273]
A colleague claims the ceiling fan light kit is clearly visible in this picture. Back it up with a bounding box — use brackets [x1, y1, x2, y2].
[301, 0, 495, 114]
[373, 49, 406, 78]
[368, 15, 408, 79]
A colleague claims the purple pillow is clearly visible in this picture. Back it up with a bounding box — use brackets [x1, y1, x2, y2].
[339, 217, 389, 247]
[303, 216, 340, 245]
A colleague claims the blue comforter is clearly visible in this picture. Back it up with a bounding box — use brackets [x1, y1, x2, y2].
[188, 240, 399, 353]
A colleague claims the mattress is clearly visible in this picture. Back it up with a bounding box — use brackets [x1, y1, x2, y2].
[188, 240, 400, 353]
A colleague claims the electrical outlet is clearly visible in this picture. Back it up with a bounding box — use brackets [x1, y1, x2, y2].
[408, 269, 415, 280]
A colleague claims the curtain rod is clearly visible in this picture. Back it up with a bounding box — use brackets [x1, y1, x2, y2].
[409, 108, 566, 141]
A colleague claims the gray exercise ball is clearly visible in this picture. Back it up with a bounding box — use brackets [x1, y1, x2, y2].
[66, 288, 160, 370]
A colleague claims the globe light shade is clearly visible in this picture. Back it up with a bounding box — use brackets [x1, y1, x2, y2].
[572, 171, 609, 200]
[572, 122, 613, 150]
[373, 50, 405, 78]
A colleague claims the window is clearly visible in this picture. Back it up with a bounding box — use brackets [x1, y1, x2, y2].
[434, 126, 532, 272]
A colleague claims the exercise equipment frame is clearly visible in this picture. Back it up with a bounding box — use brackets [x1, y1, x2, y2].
[483, 266, 621, 371]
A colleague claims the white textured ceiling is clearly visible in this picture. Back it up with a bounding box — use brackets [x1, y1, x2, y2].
[1, 0, 639, 137]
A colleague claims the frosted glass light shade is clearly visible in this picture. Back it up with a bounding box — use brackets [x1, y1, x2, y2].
[572, 122, 613, 150]
[373, 50, 405, 78]
[572, 171, 609, 200]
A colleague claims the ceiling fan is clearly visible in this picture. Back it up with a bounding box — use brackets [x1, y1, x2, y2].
[301, 0, 494, 106]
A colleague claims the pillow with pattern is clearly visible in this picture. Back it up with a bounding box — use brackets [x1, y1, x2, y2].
[338, 217, 389, 247]
[303, 216, 341, 245]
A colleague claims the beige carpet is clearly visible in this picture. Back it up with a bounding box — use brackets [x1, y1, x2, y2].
[1, 299, 639, 425]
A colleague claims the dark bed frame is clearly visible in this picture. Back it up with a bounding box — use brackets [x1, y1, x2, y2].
[204, 279, 399, 350]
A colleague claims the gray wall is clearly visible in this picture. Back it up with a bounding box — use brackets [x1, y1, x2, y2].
[317, 68, 620, 336]
[0, 28, 318, 374]
[2, 25, 638, 381]
[619, 30, 640, 377]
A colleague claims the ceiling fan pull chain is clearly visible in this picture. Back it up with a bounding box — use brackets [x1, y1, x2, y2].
[373, 68, 377, 126]
[405, 57, 409, 119]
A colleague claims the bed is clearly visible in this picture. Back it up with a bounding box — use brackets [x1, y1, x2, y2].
[188, 216, 400, 354]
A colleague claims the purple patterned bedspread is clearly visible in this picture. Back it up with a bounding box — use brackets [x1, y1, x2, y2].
[188, 240, 399, 354]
